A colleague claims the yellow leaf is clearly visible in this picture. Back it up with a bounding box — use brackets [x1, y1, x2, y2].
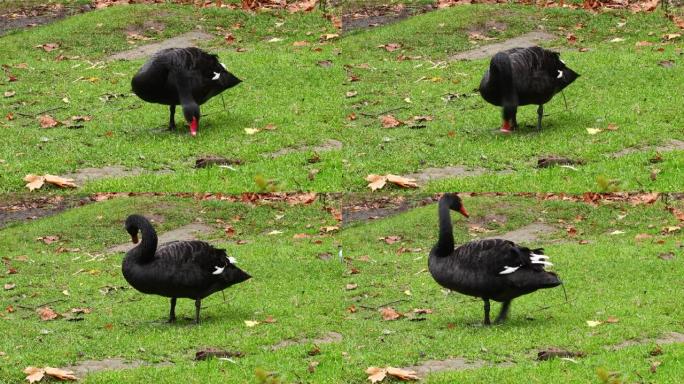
[244, 128, 260, 135]
[23, 174, 45, 191]
[44, 367, 77, 381]
[244, 320, 260, 327]
[586, 128, 602, 135]
[386, 174, 419, 189]
[586, 320, 602, 327]
[386, 367, 419, 381]
[23, 367, 44, 383]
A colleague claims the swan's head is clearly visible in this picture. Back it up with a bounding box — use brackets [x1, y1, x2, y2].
[182, 103, 200, 137]
[124, 214, 144, 244]
[442, 193, 469, 218]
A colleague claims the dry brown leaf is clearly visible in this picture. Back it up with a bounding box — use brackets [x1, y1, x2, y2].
[44, 367, 77, 381]
[386, 174, 418, 189]
[366, 367, 387, 383]
[380, 115, 403, 128]
[37, 43, 59, 52]
[605, 316, 619, 323]
[24, 174, 45, 191]
[38, 115, 60, 128]
[292, 40, 309, 47]
[23, 367, 44, 383]
[386, 367, 419, 381]
[346, 283, 358, 290]
[366, 174, 387, 191]
[287, 0, 316, 12]
[37, 307, 59, 321]
[380, 307, 402, 321]
[379, 43, 401, 52]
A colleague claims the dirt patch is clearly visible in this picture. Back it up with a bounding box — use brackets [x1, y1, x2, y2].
[609, 332, 684, 350]
[403, 166, 488, 185]
[611, 139, 684, 158]
[402, 357, 512, 378]
[486, 222, 557, 244]
[269, 331, 343, 351]
[342, 4, 436, 33]
[108, 31, 214, 61]
[536, 347, 586, 361]
[342, 194, 439, 225]
[450, 31, 557, 61]
[0, 195, 91, 229]
[63, 166, 147, 185]
[0, 3, 92, 36]
[61, 358, 172, 378]
[107, 223, 215, 253]
[262, 139, 343, 159]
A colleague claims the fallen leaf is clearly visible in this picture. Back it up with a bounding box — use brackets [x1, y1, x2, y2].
[37, 235, 59, 244]
[37, 307, 59, 321]
[380, 307, 402, 321]
[650, 361, 661, 373]
[366, 366, 419, 382]
[566, 33, 577, 44]
[244, 128, 260, 135]
[366, 174, 387, 191]
[36, 43, 60, 52]
[308, 361, 319, 373]
[659, 60, 674, 68]
[24, 175, 77, 191]
[266, 37, 283, 43]
[4, 91, 15, 98]
[347, 305, 357, 313]
[413, 308, 432, 314]
[635, 41, 654, 47]
[70, 115, 91, 122]
[386, 174, 418, 188]
[663, 33, 681, 40]
[380, 115, 403, 128]
[43, 367, 77, 381]
[267, 230, 283, 235]
[650, 345, 663, 356]
[224, 33, 236, 44]
[263, 316, 276, 324]
[38, 115, 60, 128]
[605, 316, 619, 323]
[381, 235, 402, 244]
[320, 33, 339, 40]
[586, 128, 602, 135]
[606, 123, 619, 131]
[345, 91, 358, 98]
[609, 37, 625, 43]
[346, 283, 358, 290]
[317, 60, 332, 68]
[566, 226, 577, 237]
[658, 252, 675, 260]
[609, 230, 625, 235]
[635, 233, 652, 241]
[23, 367, 44, 383]
[366, 367, 387, 383]
[379, 43, 401, 52]
[293, 233, 311, 239]
[292, 41, 309, 47]
[4, 283, 15, 290]
[586, 320, 602, 327]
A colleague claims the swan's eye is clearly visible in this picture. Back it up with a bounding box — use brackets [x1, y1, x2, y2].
[212, 72, 220, 80]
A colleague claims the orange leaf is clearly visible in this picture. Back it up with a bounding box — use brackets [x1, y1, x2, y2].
[386, 367, 419, 380]
[380, 307, 402, 321]
[38, 115, 59, 128]
[365, 174, 387, 191]
[37, 307, 59, 321]
[380, 115, 403, 128]
[386, 174, 418, 188]
[44, 367, 77, 381]
[23, 367, 44, 383]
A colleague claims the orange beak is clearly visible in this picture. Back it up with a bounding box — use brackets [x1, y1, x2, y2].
[459, 206, 469, 218]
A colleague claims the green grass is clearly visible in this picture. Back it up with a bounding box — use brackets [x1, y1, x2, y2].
[337, 5, 684, 192]
[0, 193, 682, 382]
[1, 4, 682, 193]
[0, 4, 344, 193]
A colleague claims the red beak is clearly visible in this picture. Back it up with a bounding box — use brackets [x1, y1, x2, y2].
[459, 206, 469, 218]
[189, 116, 198, 136]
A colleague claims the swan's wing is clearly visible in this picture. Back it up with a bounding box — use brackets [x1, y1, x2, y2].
[156, 241, 233, 278]
[454, 239, 551, 276]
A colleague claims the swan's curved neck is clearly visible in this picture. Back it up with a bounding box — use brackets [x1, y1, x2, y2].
[130, 217, 157, 262]
[434, 198, 455, 257]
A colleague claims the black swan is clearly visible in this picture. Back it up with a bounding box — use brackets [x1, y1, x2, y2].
[122, 214, 251, 323]
[428, 193, 561, 325]
[479, 46, 579, 133]
[131, 47, 242, 136]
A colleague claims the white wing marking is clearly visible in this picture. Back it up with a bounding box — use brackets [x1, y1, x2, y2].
[212, 72, 221, 80]
[212, 266, 225, 275]
[499, 266, 520, 275]
[531, 260, 554, 267]
[228, 256, 237, 264]
[221, 63, 226, 69]
[557, 70, 563, 79]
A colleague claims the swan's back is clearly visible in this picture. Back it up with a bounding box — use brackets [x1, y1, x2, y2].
[123, 240, 249, 300]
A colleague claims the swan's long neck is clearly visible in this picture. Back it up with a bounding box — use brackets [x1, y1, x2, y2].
[434, 198, 455, 257]
[130, 217, 157, 262]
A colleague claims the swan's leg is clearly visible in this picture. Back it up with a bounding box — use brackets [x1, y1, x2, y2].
[536, 104, 544, 130]
[194, 299, 202, 324]
[168, 297, 177, 323]
[483, 298, 491, 325]
[168, 105, 176, 131]
[495, 300, 511, 324]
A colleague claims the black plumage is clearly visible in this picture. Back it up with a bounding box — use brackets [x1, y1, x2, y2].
[122, 214, 251, 323]
[479, 46, 579, 133]
[428, 193, 561, 325]
[131, 47, 242, 136]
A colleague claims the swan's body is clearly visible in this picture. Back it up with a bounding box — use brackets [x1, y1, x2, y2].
[428, 194, 561, 324]
[479, 46, 579, 133]
[122, 215, 250, 323]
[131, 47, 242, 136]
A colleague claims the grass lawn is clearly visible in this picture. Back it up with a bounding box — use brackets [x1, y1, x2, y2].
[1, 193, 682, 382]
[339, 5, 684, 192]
[0, 3, 682, 193]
